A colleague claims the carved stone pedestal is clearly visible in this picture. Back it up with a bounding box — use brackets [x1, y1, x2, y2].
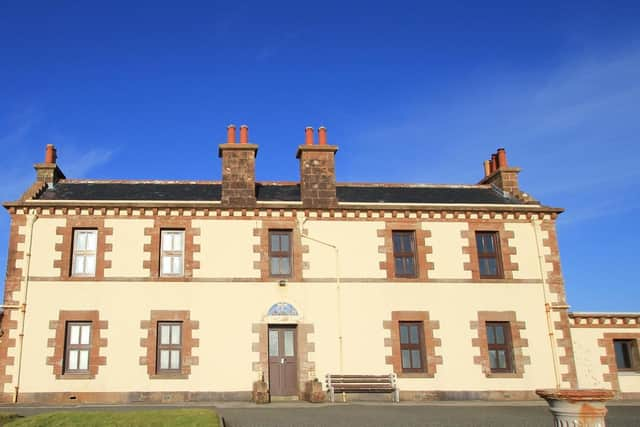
[536, 389, 615, 427]
[305, 379, 326, 403]
[252, 380, 270, 404]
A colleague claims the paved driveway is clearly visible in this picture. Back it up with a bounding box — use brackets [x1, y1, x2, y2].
[218, 403, 640, 427]
[1, 402, 639, 426]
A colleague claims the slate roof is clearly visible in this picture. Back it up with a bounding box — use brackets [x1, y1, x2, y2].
[35, 181, 523, 205]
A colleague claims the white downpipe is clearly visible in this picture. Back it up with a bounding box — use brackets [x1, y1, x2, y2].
[12, 211, 38, 403]
[532, 218, 562, 389]
[298, 220, 343, 373]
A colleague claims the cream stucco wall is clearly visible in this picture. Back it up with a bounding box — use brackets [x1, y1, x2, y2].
[18, 280, 558, 394]
[28, 218, 65, 277]
[303, 221, 385, 279]
[104, 219, 153, 277]
[193, 220, 260, 278]
[424, 222, 470, 279]
[571, 327, 640, 393]
[504, 223, 542, 280]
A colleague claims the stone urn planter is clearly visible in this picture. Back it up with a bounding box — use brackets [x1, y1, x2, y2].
[305, 379, 326, 403]
[536, 389, 616, 427]
[252, 379, 270, 404]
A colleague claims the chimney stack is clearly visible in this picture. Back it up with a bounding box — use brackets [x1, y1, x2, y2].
[479, 148, 523, 199]
[218, 124, 258, 206]
[34, 144, 65, 186]
[296, 126, 338, 208]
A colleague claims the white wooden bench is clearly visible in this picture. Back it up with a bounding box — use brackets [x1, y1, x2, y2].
[325, 374, 399, 403]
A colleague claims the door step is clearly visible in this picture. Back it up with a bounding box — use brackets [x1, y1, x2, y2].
[271, 395, 299, 402]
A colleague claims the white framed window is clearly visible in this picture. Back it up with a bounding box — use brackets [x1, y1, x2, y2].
[65, 322, 91, 373]
[72, 229, 97, 276]
[160, 230, 184, 276]
[157, 322, 182, 372]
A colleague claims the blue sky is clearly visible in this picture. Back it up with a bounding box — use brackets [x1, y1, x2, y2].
[1, 1, 638, 311]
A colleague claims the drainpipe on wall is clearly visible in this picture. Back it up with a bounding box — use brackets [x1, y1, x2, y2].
[298, 219, 343, 373]
[12, 211, 38, 403]
[532, 218, 562, 389]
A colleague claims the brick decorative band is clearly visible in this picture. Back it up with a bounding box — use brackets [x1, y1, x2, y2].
[253, 219, 308, 281]
[377, 222, 434, 281]
[139, 310, 199, 379]
[54, 217, 113, 280]
[46, 310, 108, 379]
[461, 221, 518, 281]
[383, 311, 442, 378]
[252, 322, 315, 400]
[470, 311, 530, 378]
[598, 332, 640, 391]
[142, 218, 200, 279]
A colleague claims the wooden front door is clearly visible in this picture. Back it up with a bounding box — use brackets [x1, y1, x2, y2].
[268, 326, 298, 396]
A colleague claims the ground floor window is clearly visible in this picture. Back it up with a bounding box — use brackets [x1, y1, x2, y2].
[157, 322, 182, 373]
[486, 321, 514, 373]
[64, 322, 92, 373]
[399, 322, 425, 372]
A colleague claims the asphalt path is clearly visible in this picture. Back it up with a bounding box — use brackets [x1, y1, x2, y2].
[218, 404, 640, 427]
[1, 402, 639, 426]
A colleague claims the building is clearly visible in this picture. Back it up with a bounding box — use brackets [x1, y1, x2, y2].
[0, 125, 638, 404]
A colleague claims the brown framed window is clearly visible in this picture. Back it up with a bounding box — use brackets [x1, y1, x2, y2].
[157, 322, 182, 373]
[392, 231, 417, 278]
[64, 322, 92, 373]
[476, 231, 503, 278]
[269, 230, 292, 277]
[614, 339, 640, 371]
[71, 229, 98, 276]
[486, 321, 514, 373]
[399, 321, 425, 372]
[160, 230, 184, 277]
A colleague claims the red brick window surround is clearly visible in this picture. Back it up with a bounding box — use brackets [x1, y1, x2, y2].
[378, 222, 433, 281]
[55, 218, 112, 280]
[254, 219, 306, 281]
[471, 311, 530, 378]
[143, 218, 200, 280]
[383, 311, 442, 378]
[598, 333, 640, 391]
[462, 222, 517, 281]
[46, 310, 108, 379]
[140, 310, 199, 379]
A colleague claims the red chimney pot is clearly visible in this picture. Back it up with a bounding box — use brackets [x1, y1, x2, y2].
[239, 125, 249, 144]
[497, 148, 507, 169]
[318, 126, 327, 145]
[305, 127, 314, 145]
[45, 144, 57, 164]
[227, 125, 237, 144]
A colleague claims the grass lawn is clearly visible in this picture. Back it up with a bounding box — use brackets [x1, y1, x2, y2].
[0, 409, 219, 427]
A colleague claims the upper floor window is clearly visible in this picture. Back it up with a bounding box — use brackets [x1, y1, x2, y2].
[72, 229, 97, 276]
[399, 321, 425, 372]
[269, 230, 292, 277]
[64, 321, 92, 373]
[614, 339, 640, 371]
[160, 230, 184, 277]
[392, 231, 417, 277]
[486, 321, 513, 373]
[476, 231, 503, 278]
[157, 321, 182, 373]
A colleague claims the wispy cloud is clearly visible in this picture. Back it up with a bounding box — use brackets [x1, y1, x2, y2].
[0, 108, 118, 201]
[341, 46, 640, 227]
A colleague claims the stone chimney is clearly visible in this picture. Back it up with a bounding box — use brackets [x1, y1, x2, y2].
[34, 144, 65, 186]
[479, 148, 523, 198]
[296, 126, 338, 208]
[218, 124, 258, 207]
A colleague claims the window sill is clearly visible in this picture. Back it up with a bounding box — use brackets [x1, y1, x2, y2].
[618, 370, 640, 376]
[397, 372, 434, 379]
[486, 372, 523, 379]
[56, 373, 95, 380]
[149, 373, 189, 380]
